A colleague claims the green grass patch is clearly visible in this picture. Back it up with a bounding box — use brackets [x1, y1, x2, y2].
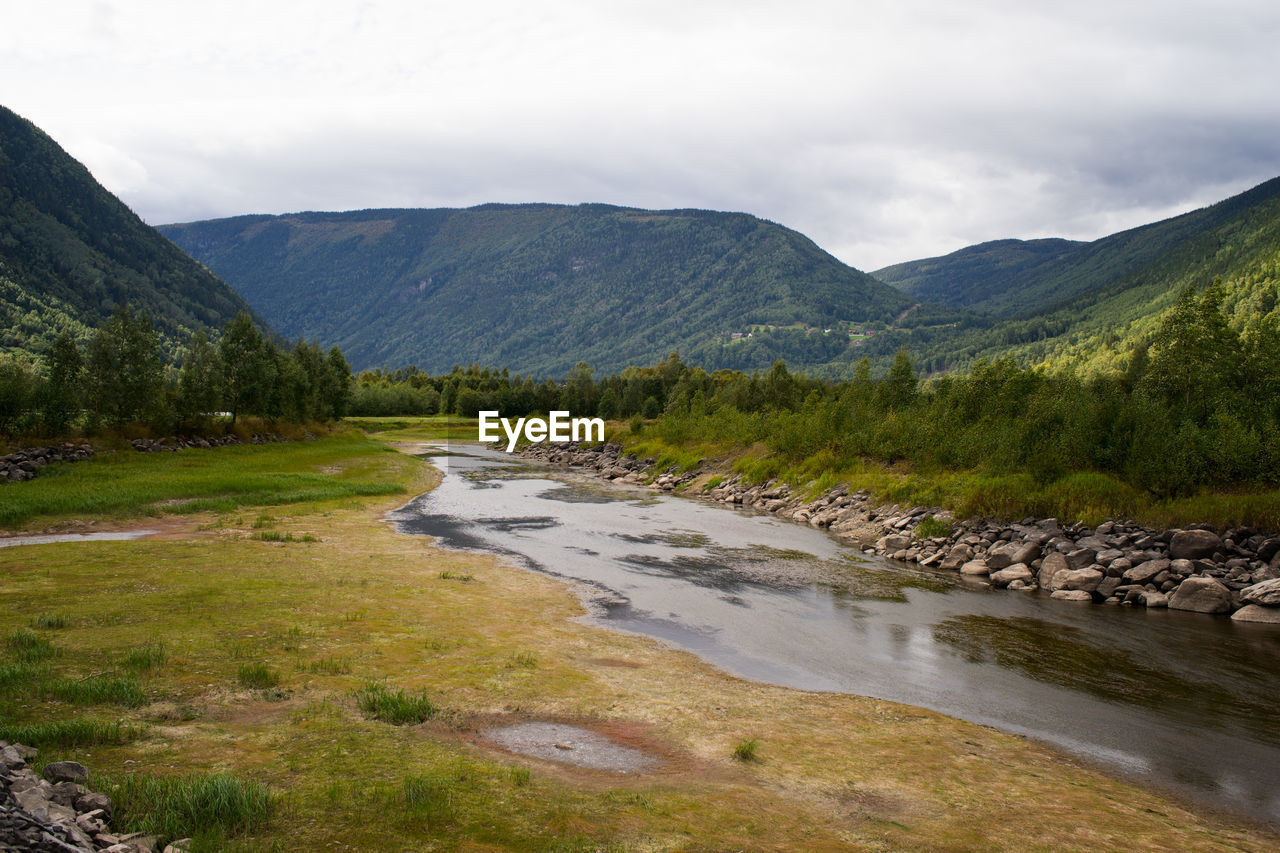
[307, 656, 352, 675]
[0, 431, 410, 529]
[402, 772, 454, 824]
[733, 737, 760, 763]
[48, 675, 146, 707]
[0, 659, 49, 691]
[236, 663, 280, 689]
[438, 569, 472, 582]
[103, 772, 272, 846]
[0, 718, 143, 747]
[122, 643, 168, 672]
[914, 515, 952, 539]
[354, 682, 437, 725]
[249, 530, 317, 543]
[5, 629, 56, 662]
[31, 613, 70, 629]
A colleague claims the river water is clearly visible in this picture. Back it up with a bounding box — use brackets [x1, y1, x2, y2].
[389, 443, 1280, 825]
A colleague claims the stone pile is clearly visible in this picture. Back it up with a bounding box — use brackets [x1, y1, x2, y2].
[128, 433, 289, 453]
[0, 444, 94, 482]
[0, 742, 188, 853]
[516, 441, 1280, 622]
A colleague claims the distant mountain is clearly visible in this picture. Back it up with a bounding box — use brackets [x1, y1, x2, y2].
[854, 175, 1280, 375]
[873, 176, 1280, 319]
[160, 205, 915, 375]
[0, 104, 261, 359]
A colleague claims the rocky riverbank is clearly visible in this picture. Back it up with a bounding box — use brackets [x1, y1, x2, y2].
[516, 441, 1280, 623]
[0, 742, 185, 853]
[0, 444, 94, 482]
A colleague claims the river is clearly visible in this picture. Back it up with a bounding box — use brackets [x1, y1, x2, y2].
[388, 443, 1280, 825]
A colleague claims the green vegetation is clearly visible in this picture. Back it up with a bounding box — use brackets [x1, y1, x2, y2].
[47, 675, 146, 707]
[0, 430, 405, 529]
[354, 682, 438, 725]
[31, 612, 69, 629]
[159, 204, 912, 376]
[122, 643, 168, 672]
[0, 718, 143, 747]
[914, 515, 952, 539]
[0, 105, 258, 360]
[236, 663, 280, 689]
[103, 773, 272, 846]
[733, 737, 761, 762]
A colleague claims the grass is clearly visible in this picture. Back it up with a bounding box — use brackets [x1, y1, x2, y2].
[438, 569, 472, 581]
[733, 737, 760, 763]
[6, 629, 56, 662]
[47, 675, 146, 707]
[402, 772, 454, 824]
[104, 772, 272, 845]
[122, 643, 168, 672]
[307, 655, 352, 675]
[0, 718, 143, 747]
[236, 663, 280, 689]
[0, 429, 409, 529]
[31, 613, 70, 629]
[249, 530, 317, 542]
[354, 682, 437, 725]
[914, 515, 952, 539]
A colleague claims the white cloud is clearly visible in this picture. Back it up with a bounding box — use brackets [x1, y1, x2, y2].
[2, 0, 1279, 269]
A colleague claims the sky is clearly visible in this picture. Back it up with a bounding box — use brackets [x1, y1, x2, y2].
[3, 0, 1280, 271]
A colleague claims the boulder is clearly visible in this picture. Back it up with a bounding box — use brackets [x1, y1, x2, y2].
[1064, 548, 1097, 570]
[1051, 589, 1093, 602]
[1122, 558, 1169, 585]
[1169, 529, 1223, 560]
[1168, 576, 1234, 614]
[1240, 577, 1280, 607]
[1231, 604, 1280, 624]
[43, 760, 89, 784]
[1011, 541, 1043, 565]
[1059, 567, 1104, 593]
[989, 564, 1033, 587]
[959, 559, 990, 576]
[985, 543, 1018, 571]
[877, 534, 912, 553]
[1141, 590, 1169, 608]
[939, 544, 973, 571]
[1037, 552, 1069, 590]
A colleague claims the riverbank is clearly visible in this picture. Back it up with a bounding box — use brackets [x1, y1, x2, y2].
[516, 441, 1280, 622]
[1, 426, 1277, 849]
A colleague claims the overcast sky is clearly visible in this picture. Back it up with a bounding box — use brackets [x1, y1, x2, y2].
[3, 0, 1279, 270]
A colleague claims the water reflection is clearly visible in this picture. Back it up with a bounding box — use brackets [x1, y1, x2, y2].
[391, 443, 1280, 825]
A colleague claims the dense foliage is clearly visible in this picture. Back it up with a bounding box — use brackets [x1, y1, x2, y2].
[351, 282, 1280, 498]
[158, 204, 914, 376]
[0, 105, 262, 360]
[0, 308, 352, 437]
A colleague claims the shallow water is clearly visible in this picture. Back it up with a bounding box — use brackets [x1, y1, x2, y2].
[0, 529, 159, 548]
[391, 444, 1280, 825]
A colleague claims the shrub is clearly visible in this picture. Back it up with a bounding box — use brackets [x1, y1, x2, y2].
[732, 737, 760, 762]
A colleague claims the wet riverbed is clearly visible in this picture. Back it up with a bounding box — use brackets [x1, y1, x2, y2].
[389, 443, 1280, 825]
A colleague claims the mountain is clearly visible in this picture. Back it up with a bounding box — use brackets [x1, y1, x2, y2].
[873, 177, 1280, 319]
[856, 175, 1280, 375]
[159, 205, 915, 375]
[0, 104, 261, 359]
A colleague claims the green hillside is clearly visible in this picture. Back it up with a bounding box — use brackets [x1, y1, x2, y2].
[159, 205, 915, 375]
[0, 105, 260, 359]
[873, 177, 1280, 319]
[853, 176, 1280, 375]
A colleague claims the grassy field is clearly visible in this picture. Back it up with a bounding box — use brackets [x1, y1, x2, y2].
[1, 422, 1275, 850]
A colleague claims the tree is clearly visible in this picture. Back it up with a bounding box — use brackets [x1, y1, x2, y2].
[881, 348, 918, 410]
[85, 307, 164, 425]
[0, 355, 36, 435]
[1141, 282, 1242, 422]
[176, 331, 223, 425]
[217, 312, 268, 424]
[322, 346, 353, 419]
[40, 333, 83, 434]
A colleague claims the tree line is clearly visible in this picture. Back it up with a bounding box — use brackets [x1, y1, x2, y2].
[348, 282, 1280, 497]
[0, 307, 352, 437]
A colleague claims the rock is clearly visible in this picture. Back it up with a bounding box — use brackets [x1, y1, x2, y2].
[1241, 577, 1280, 606]
[1123, 558, 1169, 585]
[959, 559, 990, 576]
[1097, 576, 1121, 598]
[989, 563, 1033, 587]
[985, 543, 1018, 570]
[1051, 589, 1093, 602]
[939, 544, 973, 571]
[1231, 604, 1280, 624]
[1059, 567, 1104, 593]
[1169, 529, 1223, 560]
[1141, 590, 1169, 608]
[43, 760, 89, 784]
[76, 790, 114, 820]
[1064, 548, 1097, 570]
[877, 534, 912, 553]
[1037, 552, 1069, 590]
[1168, 576, 1234, 614]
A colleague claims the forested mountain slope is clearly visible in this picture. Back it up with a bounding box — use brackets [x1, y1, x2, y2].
[160, 205, 916, 375]
[0, 105, 260, 358]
